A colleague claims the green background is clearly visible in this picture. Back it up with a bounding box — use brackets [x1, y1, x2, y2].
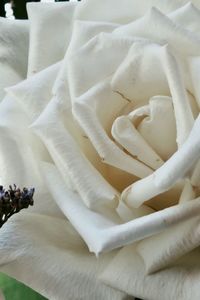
[0, 273, 47, 300]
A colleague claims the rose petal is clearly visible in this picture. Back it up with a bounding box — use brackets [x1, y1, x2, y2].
[101, 245, 200, 300]
[31, 98, 120, 211]
[188, 56, 200, 109]
[136, 96, 177, 161]
[53, 20, 118, 106]
[114, 7, 200, 57]
[127, 95, 177, 164]
[179, 178, 196, 203]
[27, 2, 77, 76]
[191, 160, 200, 187]
[122, 115, 200, 208]
[7, 61, 61, 120]
[67, 32, 144, 99]
[0, 214, 126, 300]
[117, 200, 155, 222]
[111, 41, 169, 103]
[75, 0, 196, 24]
[161, 44, 194, 146]
[41, 162, 200, 254]
[0, 94, 63, 218]
[169, 3, 200, 33]
[137, 216, 200, 273]
[73, 81, 152, 178]
[0, 18, 29, 100]
[111, 115, 164, 169]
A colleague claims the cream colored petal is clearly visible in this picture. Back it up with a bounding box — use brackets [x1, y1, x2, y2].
[145, 181, 184, 211]
[134, 96, 177, 161]
[179, 178, 196, 203]
[0, 128, 37, 188]
[73, 96, 152, 178]
[122, 115, 200, 208]
[191, 160, 200, 187]
[113, 8, 200, 101]
[8, 57, 108, 184]
[101, 245, 200, 300]
[0, 213, 127, 300]
[53, 20, 118, 106]
[42, 162, 200, 254]
[68, 32, 153, 178]
[0, 95, 29, 133]
[68, 20, 119, 55]
[0, 95, 63, 218]
[27, 2, 77, 76]
[187, 90, 199, 119]
[188, 56, 200, 109]
[169, 3, 200, 33]
[128, 105, 150, 124]
[117, 200, 155, 222]
[0, 97, 41, 189]
[73, 77, 126, 133]
[67, 32, 143, 99]
[112, 115, 164, 170]
[114, 7, 200, 57]
[161, 44, 194, 147]
[5, 61, 59, 162]
[0, 18, 29, 100]
[42, 162, 118, 252]
[7, 61, 61, 120]
[75, 0, 198, 24]
[0, 18, 29, 77]
[0, 66, 22, 103]
[137, 216, 200, 274]
[71, 76, 154, 178]
[31, 98, 119, 211]
[111, 41, 169, 103]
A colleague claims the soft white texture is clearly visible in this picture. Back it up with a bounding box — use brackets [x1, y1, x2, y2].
[101, 245, 200, 300]
[27, 2, 77, 76]
[0, 18, 29, 100]
[41, 162, 200, 255]
[0, 213, 128, 300]
[136, 216, 200, 274]
[1, 1, 200, 300]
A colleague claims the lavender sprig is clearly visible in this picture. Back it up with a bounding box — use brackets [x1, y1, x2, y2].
[0, 184, 35, 228]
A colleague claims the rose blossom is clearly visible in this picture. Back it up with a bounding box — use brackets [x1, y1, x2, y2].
[1, 0, 200, 299]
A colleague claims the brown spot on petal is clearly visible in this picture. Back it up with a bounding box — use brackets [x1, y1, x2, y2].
[114, 90, 132, 103]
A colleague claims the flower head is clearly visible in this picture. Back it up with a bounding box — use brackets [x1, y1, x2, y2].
[1, 1, 200, 300]
[0, 185, 34, 228]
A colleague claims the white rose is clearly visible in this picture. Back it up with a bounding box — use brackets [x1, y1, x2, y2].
[1, 1, 200, 300]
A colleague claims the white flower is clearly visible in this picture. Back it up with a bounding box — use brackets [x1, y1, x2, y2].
[1, 1, 200, 299]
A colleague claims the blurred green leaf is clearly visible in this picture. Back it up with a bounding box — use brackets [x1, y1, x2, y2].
[0, 272, 47, 300]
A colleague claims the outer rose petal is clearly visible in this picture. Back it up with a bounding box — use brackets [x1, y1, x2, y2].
[169, 3, 200, 32]
[136, 216, 200, 273]
[136, 96, 177, 161]
[75, 0, 200, 24]
[122, 114, 200, 208]
[0, 94, 63, 219]
[27, 2, 77, 76]
[7, 61, 61, 120]
[101, 245, 200, 300]
[112, 96, 176, 167]
[41, 162, 200, 254]
[1, 1, 200, 300]
[53, 20, 118, 106]
[114, 6, 200, 48]
[0, 214, 128, 300]
[0, 18, 29, 100]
